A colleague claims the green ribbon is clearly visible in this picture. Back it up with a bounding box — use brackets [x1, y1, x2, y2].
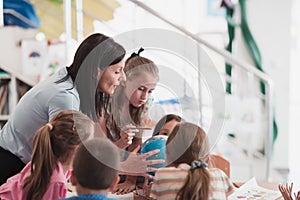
[224, 0, 278, 143]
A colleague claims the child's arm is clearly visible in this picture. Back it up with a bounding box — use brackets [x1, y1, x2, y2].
[114, 135, 142, 194]
[115, 125, 140, 149]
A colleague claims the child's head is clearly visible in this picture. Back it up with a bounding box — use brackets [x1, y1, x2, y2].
[111, 51, 159, 126]
[166, 122, 209, 165]
[166, 122, 210, 200]
[124, 55, 159, 108]
[71, 138, 120, 193]
[24, 110, 94, 200]
[152, 114, 183, 136]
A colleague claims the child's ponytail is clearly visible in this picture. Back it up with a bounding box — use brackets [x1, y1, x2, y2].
[23, 124, 56, 200]
[176, 160, 210, 200]
[22, 110, 94, 200]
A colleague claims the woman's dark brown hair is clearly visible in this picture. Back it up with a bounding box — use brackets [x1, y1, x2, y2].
[56, 33, 126, 121]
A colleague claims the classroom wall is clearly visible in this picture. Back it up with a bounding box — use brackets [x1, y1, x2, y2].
[246, 0, 293, 172]
[107, 0, 294, 174]
[288, 0, 300, 187]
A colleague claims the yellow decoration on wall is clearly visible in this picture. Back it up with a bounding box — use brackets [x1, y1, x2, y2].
[31, 0, 120, 39]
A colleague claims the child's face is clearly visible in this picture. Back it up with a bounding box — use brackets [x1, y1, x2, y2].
[158, 119, 179, 136]
[125, 73, 157, 108]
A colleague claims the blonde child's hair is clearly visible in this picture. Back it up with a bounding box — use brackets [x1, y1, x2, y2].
[109, 55, 159, 139]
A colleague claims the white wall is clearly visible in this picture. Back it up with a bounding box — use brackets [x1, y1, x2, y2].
[288, 0, 300, 187]
[100, 0, 296, 181]
[245, 0, 300, 186]
[246, 1, 292, 171]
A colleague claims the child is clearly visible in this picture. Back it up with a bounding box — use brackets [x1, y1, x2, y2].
[61, 138, 120, 200]
[152, 114, 184, 136]
[150, 122, 235, 200]
[141, 114, 184, 177]
[108, 47, 159, 150]
[0, 110, 94, 200]
[108, 48, 159, 194]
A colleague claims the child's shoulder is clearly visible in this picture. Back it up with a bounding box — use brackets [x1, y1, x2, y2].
[157, 164, 189, 172]
[154, 165, 189, 181]
[209, 167, 226, 175]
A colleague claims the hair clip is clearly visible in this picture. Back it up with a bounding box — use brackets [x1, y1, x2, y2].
[46, 123, 53, 131]
[220, 0, 235, 9]
[190, 160, 208, 170]
[129, 47, 144, 59]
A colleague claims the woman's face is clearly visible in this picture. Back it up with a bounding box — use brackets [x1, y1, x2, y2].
[98, 58, 126, 95]
[158, 119, 179, 136]
[125, 73, 157, 108]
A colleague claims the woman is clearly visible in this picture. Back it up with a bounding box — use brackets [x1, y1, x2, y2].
[0, 34, 161, 185]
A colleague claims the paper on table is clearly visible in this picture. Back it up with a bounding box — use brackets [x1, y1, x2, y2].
[229, 177, 281, 200]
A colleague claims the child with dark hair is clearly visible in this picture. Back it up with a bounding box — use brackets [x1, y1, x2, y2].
[150, 122, 235, 200]
[152, 114, 183, 136]
[141, 114, 184, 178]
[0, 110, 94, 200]
[61, 138, 120, 200]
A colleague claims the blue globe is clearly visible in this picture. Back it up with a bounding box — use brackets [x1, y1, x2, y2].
[141, 135, 167, 177]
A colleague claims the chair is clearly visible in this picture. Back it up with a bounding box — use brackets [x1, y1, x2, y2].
[209, 154, 230, 177]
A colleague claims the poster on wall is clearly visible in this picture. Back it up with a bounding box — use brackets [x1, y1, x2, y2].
[21, 39, 47, 82]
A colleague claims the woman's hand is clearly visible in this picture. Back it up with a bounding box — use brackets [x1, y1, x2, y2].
[119, 145, 164, 178]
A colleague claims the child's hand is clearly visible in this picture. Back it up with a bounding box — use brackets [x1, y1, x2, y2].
[120, 124, 139, 146]
[142, 182, 152, 198]
[278, 183, 299, 200]
[113, 179, 136, 195]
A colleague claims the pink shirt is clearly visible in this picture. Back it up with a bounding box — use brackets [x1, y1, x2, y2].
[0, 161, 68, 200]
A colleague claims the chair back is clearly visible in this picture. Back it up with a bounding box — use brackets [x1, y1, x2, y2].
[209, 154, 230, 177]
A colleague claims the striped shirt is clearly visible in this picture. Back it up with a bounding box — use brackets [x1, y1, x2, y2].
[150, 164, 235, 200]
